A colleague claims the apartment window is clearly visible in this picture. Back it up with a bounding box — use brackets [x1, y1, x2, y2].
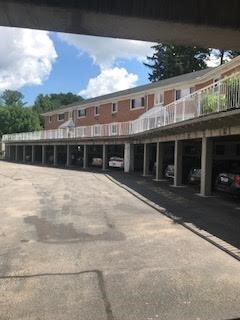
[111, 123, 118, 135]
[176, 88, 191, 100]
[175, 90, 181, 100]
[131, 96, 145, 109]
[111, 102, 118, 113]
[155, 92, 164, 105]
[49, 116, 52, 123]
[78, 108, 86, 118]
[214, 78, 220, 92]
[94, 125, 100, 136]
[58, 113, 64, 121]
[95, 106, 100, 116]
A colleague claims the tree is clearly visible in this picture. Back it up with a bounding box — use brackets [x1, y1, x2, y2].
[144, 44, 210, 82]
[211, 49, 240, 65]
[32, 92, 84, 115]
[0, 105, 41, 137]
[0, 90, 25, 106]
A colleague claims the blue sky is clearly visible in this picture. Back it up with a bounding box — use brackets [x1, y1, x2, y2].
[0, 27, 220, 106]
[12, 31, 154, 105]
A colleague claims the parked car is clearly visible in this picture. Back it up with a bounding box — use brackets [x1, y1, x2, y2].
[91, 157, 103, 167]
[164, 164, 174, 179]
[215, 172, 240, 197]
[108, 157, 124, 169]
[188, 168, 201, 184]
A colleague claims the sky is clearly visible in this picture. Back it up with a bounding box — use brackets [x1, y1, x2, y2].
[0, 26, 158, 105]
[0, 26, 220, 106]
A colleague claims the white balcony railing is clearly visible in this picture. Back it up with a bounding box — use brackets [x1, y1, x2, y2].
[2, 73, 240, 143]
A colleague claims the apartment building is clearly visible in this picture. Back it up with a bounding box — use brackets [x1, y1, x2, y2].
[42, 58, 240, 131]
[2, 56, 240, 197]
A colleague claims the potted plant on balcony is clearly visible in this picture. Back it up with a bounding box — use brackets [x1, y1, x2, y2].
[224, 75, 240, 109]
[201, 94, 226, 114]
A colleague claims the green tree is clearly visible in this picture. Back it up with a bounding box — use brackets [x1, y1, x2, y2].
[144, 44, 210, 82]
[0, 90, 25, 106]
[33, 92, 83, 115]
[0, 105, 41, 137]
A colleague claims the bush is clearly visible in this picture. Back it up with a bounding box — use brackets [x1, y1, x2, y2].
[201, 94, 226, 114]
[224, 75, 240, 109]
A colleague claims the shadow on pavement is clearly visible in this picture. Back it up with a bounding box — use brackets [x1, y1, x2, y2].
[107, 171, 240, 257]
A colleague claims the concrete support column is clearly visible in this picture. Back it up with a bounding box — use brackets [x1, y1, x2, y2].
[200, 137, 213, 196]
[22, 145, 26, 162]
[15, 145, 18, 162]
[102, 144, 107, 171]
[42, 145, 46, 165]
[174, 140, 183, 186]
[143, 143, 150, 176]
[31, 145, 35, 163]
[124, 143, 134, 173]
[53, 145, 57, 166]
[66, 145, 70, 167]
[155, 142, 164, 180]
[83, 145, 88, 169]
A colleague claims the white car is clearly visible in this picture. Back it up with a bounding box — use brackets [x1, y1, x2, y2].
[108, 157, 124, 169]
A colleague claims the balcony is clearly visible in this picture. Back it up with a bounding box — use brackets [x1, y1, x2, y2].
[2, 73, 240, 143]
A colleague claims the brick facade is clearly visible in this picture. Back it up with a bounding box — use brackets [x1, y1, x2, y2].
[43, 60, 240, 131]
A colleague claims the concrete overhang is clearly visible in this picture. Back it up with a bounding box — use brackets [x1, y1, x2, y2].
[0, 1, 240, 49]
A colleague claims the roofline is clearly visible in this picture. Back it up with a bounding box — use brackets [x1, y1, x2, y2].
[41, 56, 240, 116]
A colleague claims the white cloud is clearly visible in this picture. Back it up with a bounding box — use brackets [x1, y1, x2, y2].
[58, 33, 155, 69]
[79, 67, 138, 98]
[0, 27, 57, 91]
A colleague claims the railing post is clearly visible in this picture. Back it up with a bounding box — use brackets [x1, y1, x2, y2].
[197, 92, 201, 116]
[217, 85, 220, 112]
[182, 99, 186, 121]
[174, 103, 177, 123]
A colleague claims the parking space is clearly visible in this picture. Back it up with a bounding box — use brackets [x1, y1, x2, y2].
[1, 161, 240, 319]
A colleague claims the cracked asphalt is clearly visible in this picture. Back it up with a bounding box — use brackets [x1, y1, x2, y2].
[0, 162, 240, 320]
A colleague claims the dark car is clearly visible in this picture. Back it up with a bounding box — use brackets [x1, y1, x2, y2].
[188, 168, 201, 184]
[215, 172, 240, 197]
[164, 164, 174, 179]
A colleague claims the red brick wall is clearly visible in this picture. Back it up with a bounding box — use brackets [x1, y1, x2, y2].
[195, 80, 213, 91]
[43, 94, 155, 129]
[221, 65, 240, 77]
[164, 90, 174, 105]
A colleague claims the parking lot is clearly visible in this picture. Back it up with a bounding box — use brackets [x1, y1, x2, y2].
[0, 161, 240, 320]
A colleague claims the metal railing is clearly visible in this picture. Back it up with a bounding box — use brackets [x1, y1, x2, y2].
[2, 73, 240, 143]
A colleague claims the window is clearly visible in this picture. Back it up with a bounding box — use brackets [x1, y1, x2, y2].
[214, 78, 220, 92]
[176, 88, 191, 100]
[131, 96, 145, 109]
[58, 113, 64, 121]
[49, 116, 52, 123]
[155, 92, 164, 105]
[78, 108, 86, 118]
[94, 125, 100, 136]
[175, 90, 181, 100]
[111, 123, 118, 135]
[111, 103, 118, 113]
[95, 106, 100, 116]
[190, 87, 195, 94]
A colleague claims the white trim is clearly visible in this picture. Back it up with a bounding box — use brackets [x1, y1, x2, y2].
[111, 102, 118, 114]
[57, 113, 65, 122]
[77, 108, 86, 118]
[94, 106, 100, 116]
[110, 123, 118, 135]
[130, 96, 145, 110]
